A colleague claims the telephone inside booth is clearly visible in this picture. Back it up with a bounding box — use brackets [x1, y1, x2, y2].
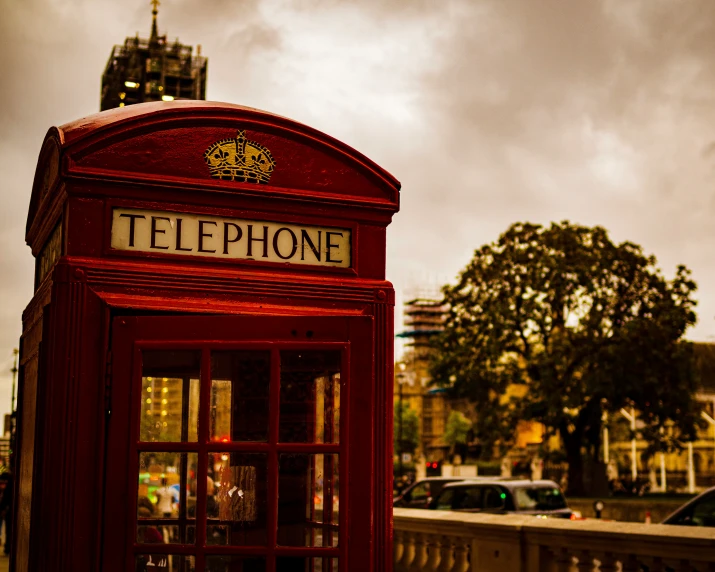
[19, 102, 399, 572]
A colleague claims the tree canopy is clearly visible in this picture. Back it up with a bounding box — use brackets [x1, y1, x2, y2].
[444, 411, 472, 449]
[430, 221, 699, 494]
[393, 401, 420, 458]
[444, 410, 472, 462]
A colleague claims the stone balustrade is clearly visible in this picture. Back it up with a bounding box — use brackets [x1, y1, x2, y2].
[393, 508, 715, 571]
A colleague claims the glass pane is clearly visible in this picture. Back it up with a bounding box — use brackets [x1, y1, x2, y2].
[211, 351, 270, 442]
[279, 351, 341, 443]
[138, 452, 198, 545]
[278, 454, 339, 547]
[207, 453, 268, 546]
[135, 554, 195, 571]
[205, 556, 266, 572]
[276, 557, 338, 572]
[141, 350, 201, 442]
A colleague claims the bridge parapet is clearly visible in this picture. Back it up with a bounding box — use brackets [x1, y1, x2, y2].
[393, 508, 715, 571]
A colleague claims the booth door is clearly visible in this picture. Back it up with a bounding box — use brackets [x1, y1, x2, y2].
[103, 315, 373, 572]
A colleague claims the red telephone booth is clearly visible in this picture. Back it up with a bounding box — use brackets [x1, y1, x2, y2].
[17, 102, 400, 572]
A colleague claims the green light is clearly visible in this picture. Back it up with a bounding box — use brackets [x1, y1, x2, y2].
[500, 493, 506, 499]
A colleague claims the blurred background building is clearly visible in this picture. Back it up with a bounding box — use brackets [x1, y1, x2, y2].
[394, 291, 715, 491]
[395, 293, 471, 461]
[100, 0, 207, 111]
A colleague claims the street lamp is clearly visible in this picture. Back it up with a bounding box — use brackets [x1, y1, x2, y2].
[659, 426, 666, 493]
[10, 348, 18, 416]
[602, 409, 609, 464]
[687, 441, 695, 494]
[620, 407, 637, 482]
[10, 348, 18, 464]
[396, 362, 407, 478]
[701, 409, 715, 488]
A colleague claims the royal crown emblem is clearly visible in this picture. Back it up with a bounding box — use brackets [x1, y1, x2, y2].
[204, 130, 276, 184]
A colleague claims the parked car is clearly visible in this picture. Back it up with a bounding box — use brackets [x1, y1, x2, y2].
[393, 477, 469, 509]
[662, 486, 715, 527]
[428, 479, 574, 519]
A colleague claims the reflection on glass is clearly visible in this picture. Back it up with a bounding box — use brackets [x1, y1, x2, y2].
[279, 351, 340, 443]
[137, 451, 198, 545]
[278, 454, 339, 547]
[141, 351, 200, 442]
[205, 555, 266, 572]
[137, 523, 178, 544]
[135, 554, 196, 572]
[275, 557, 338, 572]
[211, 351, 270, 442]
[207, 453, 268, 546]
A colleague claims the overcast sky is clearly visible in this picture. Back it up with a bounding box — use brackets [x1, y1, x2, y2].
[1, 0, 714, 420]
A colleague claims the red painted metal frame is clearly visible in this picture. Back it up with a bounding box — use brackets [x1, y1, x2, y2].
[104, 316, 369, 572]
[19, 101, 398, 572]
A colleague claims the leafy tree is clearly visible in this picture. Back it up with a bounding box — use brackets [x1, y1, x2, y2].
[444, 411, 472, 448]
[393, 401, 420, 458]
[444, 410, 472, 462]
[430, 221, 699, 495]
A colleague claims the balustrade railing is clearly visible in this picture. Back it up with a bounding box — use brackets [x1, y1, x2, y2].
[393, 508, 715, 572]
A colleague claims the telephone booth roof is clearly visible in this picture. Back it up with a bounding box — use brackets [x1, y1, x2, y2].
[27, 100, 401, 243]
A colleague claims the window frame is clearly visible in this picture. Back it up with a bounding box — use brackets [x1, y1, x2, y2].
[103, 315, 374, 572]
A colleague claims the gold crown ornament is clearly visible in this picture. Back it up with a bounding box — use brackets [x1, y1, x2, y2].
[204, 130, 276, 184]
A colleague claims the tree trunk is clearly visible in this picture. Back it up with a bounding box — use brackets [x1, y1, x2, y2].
[563, 432, 586, 496]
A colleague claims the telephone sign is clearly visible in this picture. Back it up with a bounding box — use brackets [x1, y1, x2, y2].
[111, 207, 352, 267]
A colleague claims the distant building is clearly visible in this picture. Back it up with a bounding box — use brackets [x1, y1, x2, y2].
[100, 1, 207, 111]
[606, 342, 715, 490]
[399, 297, 447, 360]
[395, 296, 464, 460]
[396, 294, 545, 468]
